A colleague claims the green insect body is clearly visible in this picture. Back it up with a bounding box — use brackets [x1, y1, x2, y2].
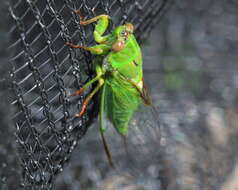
[66, 10, 150, 166]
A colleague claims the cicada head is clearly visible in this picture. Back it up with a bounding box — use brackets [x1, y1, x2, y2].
[124, 23, 134, 34]
[115, 23, 134, 38]
[111, 23, 134, 52]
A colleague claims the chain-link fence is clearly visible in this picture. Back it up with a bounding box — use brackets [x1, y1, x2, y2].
[5, 0, 171, 189]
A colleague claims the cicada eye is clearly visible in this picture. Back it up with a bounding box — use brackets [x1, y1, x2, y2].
[121, 30, 126, 35]
[112, 40, 125, 52]
[121, 30, 129, 38]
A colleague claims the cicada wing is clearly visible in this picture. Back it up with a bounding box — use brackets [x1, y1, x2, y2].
[102, 103, 162, 176]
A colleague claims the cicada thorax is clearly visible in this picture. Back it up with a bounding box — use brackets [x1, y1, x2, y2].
[107, 35, 143, 79]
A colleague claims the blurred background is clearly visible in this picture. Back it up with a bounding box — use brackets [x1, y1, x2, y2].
[2, 0, 238, 190]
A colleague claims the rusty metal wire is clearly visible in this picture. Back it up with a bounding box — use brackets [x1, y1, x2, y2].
[7, 0, 171, 189]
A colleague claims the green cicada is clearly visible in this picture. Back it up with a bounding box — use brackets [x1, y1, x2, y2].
[66, 10, 160, 169]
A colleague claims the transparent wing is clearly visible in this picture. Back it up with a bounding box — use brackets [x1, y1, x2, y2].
[102, 103, 162, 177]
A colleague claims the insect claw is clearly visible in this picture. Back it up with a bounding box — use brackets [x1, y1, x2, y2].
[75, 104, 86, 117]
[65, 41, 70, 46]
[73, 9, 85, 25]
[75, 111, 84, 117]
[78, 111, 84, 117]
[65, 42, 83, 49]
[75, 113, 80, 117]
[65, 42, 76, 48]
[73, 9, 81, 14]
[69, 88, 84, 97]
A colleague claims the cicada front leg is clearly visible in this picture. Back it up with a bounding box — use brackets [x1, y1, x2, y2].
[74, 10, 110, 43]
[65, 11, 111, 54]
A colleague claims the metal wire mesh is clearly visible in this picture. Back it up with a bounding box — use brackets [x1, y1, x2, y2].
[8, 0, 171, 189]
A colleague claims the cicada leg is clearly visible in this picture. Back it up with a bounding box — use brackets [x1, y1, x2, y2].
[76, 78, 104, 117]
[69, 74, 102, 97]
[73, 64, 104, 117]
[74, 10, 110, 43]
[65, 42, 110, 55]
[74, 10, 108, 26]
